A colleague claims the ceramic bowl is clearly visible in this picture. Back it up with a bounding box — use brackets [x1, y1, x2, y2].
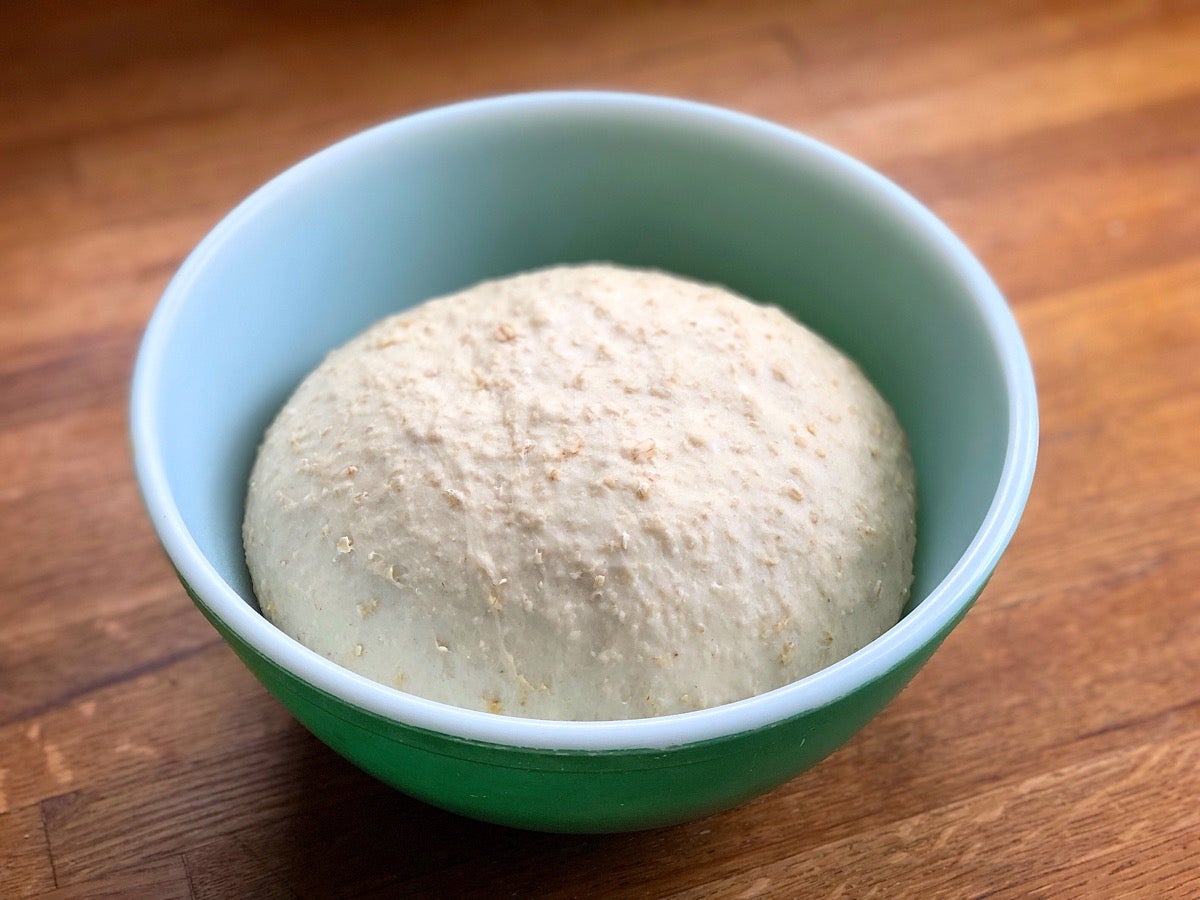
[131, 92, 1037, 832]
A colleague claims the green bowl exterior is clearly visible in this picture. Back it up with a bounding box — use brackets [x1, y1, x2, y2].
[183, 576, 979, 832]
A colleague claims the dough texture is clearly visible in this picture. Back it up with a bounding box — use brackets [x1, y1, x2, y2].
[244, 265, 916, 720]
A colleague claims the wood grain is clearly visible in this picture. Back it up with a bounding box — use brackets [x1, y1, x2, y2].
[3, 1, 1199, 896]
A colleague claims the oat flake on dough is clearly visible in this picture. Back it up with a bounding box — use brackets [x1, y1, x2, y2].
[244, 264, 916, 720]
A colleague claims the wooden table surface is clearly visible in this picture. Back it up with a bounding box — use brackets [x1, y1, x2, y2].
[3, 1, 1199, 896]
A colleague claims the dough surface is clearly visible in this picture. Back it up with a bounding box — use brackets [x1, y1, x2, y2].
[244, 264, 916, 720]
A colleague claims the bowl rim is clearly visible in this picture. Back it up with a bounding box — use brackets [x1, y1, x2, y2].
[131, 90, 1038, 752]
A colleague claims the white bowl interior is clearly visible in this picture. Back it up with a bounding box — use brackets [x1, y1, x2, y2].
[132, 93, 1037, 749]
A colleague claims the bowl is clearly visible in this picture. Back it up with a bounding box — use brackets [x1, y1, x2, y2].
[131, 91, 1038, 833]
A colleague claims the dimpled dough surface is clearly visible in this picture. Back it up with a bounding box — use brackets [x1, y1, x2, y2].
[243, 265, 916, 720]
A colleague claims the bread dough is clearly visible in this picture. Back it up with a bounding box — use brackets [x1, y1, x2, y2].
[244, 265, 916, 720]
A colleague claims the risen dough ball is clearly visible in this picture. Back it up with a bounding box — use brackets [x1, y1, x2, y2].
[244, 265, 915, 720]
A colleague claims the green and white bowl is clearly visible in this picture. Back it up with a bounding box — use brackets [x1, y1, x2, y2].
[131, 92, 1037, 833]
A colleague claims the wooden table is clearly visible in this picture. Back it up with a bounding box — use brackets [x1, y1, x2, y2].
[3, 1, 1198, 896]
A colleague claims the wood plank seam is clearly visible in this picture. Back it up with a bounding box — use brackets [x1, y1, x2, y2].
[0, 636, 224, 730]
[39, 799, 60, 891]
